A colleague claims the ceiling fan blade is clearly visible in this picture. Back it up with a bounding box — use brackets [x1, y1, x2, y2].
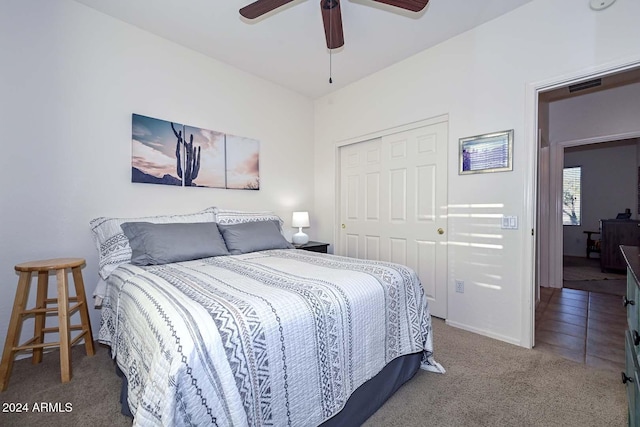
[321, 0, 344, 49]
[240, 0, 296, 19]
[370, 0, 429, 12]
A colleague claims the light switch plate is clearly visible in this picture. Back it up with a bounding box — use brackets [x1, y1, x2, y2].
[501, 216, 518, 229]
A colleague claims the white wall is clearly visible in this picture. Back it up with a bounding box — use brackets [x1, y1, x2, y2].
[314, 0, 640, 345]
[0, 0, 314, 354]
[563, 141, 639, 257]
[550, 83, 640, 143]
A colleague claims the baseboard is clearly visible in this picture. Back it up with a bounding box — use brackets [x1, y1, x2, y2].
[444, 320, 524, 347]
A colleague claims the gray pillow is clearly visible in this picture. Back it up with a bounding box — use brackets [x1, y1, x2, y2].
[121, 222, 229, 266]
[217, 220, 294, 255]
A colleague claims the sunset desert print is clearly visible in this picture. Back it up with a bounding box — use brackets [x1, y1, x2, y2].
[184, 125, 225, 188]
[226, 134, 260, 190]
[131, 114, 182, 186]
[131, 114, 259, 190]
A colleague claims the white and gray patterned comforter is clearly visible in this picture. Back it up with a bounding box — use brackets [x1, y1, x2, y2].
[98, 249, 444, 427]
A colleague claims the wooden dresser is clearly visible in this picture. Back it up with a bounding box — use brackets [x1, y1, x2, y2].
[621, 245, 640, 426]
[601, 220, 640, 272]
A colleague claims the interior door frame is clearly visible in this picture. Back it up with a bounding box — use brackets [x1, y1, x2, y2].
[333, 113, 449, 255]
[523, 56, 640, 348]
[549, 132, 640, 287]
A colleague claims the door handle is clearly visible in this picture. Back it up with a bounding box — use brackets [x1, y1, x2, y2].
[341, 224, 346, 229]
[437, 228, 444, 235]
[622, 372, 634, 384]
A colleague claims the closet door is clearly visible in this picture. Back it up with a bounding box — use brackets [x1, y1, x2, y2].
[339, 120, 448, 318]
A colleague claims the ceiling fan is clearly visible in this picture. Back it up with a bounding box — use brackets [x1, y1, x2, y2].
[239, 0, 430, 49]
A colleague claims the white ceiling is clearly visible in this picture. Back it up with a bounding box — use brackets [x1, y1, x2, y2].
[72, 0, 533, 99]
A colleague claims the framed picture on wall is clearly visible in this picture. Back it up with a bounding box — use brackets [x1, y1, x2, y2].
[459, 129, 514, 175]
[131, 114, 260, 190]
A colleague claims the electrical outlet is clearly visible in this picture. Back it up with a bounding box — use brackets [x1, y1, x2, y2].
[455, 280, 464, 293]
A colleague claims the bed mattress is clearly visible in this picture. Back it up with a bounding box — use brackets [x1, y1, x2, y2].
[98, 249, 443, 426]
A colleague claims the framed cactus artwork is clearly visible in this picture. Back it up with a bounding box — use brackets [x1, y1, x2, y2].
[225, 134, 260, 190]
[131, 114, 260, 190]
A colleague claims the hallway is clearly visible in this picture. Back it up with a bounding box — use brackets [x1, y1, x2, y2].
[535, 286, 625, 373]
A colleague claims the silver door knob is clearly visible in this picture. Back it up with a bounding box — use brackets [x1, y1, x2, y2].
[341, 224, 346, 229]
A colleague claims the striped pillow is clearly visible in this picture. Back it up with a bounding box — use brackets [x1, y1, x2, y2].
[90, 207, 216, 279]
[213, 208, 284, 229]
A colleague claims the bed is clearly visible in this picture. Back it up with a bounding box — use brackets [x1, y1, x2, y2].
[91, 208, 444, 426]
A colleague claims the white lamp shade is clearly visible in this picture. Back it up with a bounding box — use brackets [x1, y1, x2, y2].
[291, 211, 310, 228]
[292, 211, 310, 245]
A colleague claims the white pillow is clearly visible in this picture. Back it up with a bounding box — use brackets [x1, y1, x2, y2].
[213, 208, 284, 229]
[90, 207, 216, 279]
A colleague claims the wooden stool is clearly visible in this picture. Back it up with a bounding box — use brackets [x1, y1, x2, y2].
[0, 258, 95, 391]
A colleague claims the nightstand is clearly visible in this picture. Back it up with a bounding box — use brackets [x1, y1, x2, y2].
[295, 241, 329, 253]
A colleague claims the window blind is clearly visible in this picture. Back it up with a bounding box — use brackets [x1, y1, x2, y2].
[563, 166, 581, 226]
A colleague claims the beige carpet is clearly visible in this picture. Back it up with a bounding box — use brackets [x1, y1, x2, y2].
[365, 319, 627, 427]
[0, 319, 627, 426]
[563, 266, 625, 281]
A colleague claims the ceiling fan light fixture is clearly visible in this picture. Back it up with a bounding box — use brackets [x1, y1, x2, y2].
[239, 0, 429, 49]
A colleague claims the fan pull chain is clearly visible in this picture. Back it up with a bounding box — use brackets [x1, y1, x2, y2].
[329, 2, 333, 84]
[329, 49, 333, 84]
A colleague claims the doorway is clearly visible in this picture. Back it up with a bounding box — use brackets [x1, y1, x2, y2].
[537, 69, 640, 292]
[528, 62, 640, 358]
[562, 138, 639, 297]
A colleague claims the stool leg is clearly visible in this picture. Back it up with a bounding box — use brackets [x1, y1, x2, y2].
[71, 266, 95, 356]
[56, 268, 72, 383]
[0, 272, 32, 391]
[32, 271, 49, 364]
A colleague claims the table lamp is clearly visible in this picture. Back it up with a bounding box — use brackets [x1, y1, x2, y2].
[292, 211, 310, 245]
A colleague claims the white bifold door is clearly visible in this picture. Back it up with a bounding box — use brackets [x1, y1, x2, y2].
[338, 120, 448, 318]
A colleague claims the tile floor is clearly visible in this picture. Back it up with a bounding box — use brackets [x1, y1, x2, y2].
[535, 286, 626, 373]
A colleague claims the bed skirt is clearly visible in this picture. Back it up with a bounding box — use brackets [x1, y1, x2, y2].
[320, 352, 421, 426]
[116, 352, 421, 426]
